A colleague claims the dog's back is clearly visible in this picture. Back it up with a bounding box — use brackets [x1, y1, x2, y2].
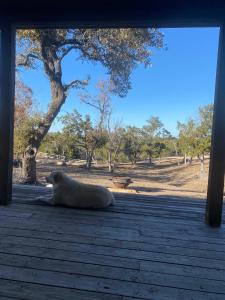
[52, 172, 115, 208]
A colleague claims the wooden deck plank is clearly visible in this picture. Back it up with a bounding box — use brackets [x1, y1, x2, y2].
[0, 226, 225, 258]
[0, 251, 225, 294]
[0, 264, 224, 299]
[0, 225, 224, 253]
[1, 210, 225, 246]
[1, 238, 225, 272]
[0, 184, 223, 299]
[0, 296, 21, 300]
[0, 279, 129, 300]
[2, 201, 206, 226]
[1, 232, 225, 264]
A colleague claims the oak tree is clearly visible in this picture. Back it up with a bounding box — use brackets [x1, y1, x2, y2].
[17, 28, 164, 183]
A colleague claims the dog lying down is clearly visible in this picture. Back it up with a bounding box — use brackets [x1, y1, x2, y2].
[35, 171, 115, 209]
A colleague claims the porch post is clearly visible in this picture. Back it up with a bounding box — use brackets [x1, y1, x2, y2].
[206, 25, 225, 227]
[0, 23, 15, 205]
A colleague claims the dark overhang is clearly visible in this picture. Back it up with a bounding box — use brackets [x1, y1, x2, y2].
[0, 0, 225, 27]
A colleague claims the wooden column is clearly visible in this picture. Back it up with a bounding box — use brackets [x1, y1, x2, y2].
[206, 25, 225, 227]
[0, 23, 15, 205]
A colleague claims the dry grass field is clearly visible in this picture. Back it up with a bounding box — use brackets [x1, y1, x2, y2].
[13, 155, 210, 200]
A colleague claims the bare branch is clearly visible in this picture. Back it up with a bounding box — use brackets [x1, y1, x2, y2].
[59, 46, 77, 61]
[63, 78, 89, 92]
[80, 98, 101, 111]
[54, 38, 83, 48]
[16, 53, 41, 68]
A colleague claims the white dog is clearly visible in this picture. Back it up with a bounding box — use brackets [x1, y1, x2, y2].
[36, 171, 115, 209]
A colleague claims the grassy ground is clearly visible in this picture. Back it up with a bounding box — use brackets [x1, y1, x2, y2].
[13, 155, 209, 199]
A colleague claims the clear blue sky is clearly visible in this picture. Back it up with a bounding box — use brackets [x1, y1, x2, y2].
[21, 27, 219, 136]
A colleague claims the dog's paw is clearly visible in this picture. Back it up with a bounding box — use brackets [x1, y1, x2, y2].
[32, 197, 54, 206]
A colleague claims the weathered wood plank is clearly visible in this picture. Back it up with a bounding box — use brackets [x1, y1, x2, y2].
[0, 264, 224, 299]
[0, 253, 225, 294]
[0, 203, 204, 230]
[1, 237, 225, 271]
[0, 219, 225, 256]
[1, 186, 225, 299]
[1, 231, 225, 261]
[0, 225, 224, 253]
[0, 242, 140, 270]
[6, 200, 206, 226]
[0, 208, 225, 245]
[0, 296, 21, 300]
[0, 279, 127, 300]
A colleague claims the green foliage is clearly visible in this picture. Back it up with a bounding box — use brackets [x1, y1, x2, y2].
[196, 104, 213, 154]
[16, 28, 164, 174]
[143, 116, 163, 137]
[14, 114, 42, 156]
[177, 118, 197, 157]
[40, 132, 81, 159]
[141, 116, 169, 162]
[124, 126, 143, 163]
[17, 28, 164, 97]
[14, 78, 43, 156]
[177, 104, 213, 159]
[60, 110, 108, 166]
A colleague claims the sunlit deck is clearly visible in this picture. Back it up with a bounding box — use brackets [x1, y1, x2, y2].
[0, 185, 225, 299]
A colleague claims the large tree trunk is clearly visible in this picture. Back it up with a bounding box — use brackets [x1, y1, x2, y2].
[21, 80, 66, 184]
[21, 146, 37, 184]
[20, 44, 67, 183]
[19, 32, 86, 184]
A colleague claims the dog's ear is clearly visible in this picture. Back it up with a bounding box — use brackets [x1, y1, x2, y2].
[53, 172, 62, 183]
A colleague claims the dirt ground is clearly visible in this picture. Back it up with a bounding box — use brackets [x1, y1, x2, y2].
[13, 155, 209, 200]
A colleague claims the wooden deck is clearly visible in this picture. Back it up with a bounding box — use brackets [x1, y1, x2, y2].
[0, 185, 225, 299]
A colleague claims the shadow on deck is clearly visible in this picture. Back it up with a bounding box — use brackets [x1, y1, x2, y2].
[0, 184, 225, 299]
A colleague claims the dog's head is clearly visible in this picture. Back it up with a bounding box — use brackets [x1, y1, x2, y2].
[46, 171, 64, 185]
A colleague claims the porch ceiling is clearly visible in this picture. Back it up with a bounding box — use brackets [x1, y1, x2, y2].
[0, 0, 225, 27]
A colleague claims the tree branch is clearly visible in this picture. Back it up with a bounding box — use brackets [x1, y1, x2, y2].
[80, 98, 101, 111]
[63, 78, 89, 92]
[16, 53, 41, 67]
[59, 46, 77, 61]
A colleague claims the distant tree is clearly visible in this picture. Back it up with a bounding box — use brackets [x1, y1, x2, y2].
[124, 126, 143, 164]
[60, 110, 108, 168]
[142, 116, 163, 164]
[177, 104, 213, 175]
[107, 121, 125, 172]
[40, 132, 81, 160]
[40, 132, 62, 156]
[158, 129, 178, 158]
[195, 104, 213, 175]
[79, 79, 118, 169]
[17, 28, 164, 183]
[153, 141, 167, 162]
[79, 80, 112, 130]
[177, 118, 197, 164]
